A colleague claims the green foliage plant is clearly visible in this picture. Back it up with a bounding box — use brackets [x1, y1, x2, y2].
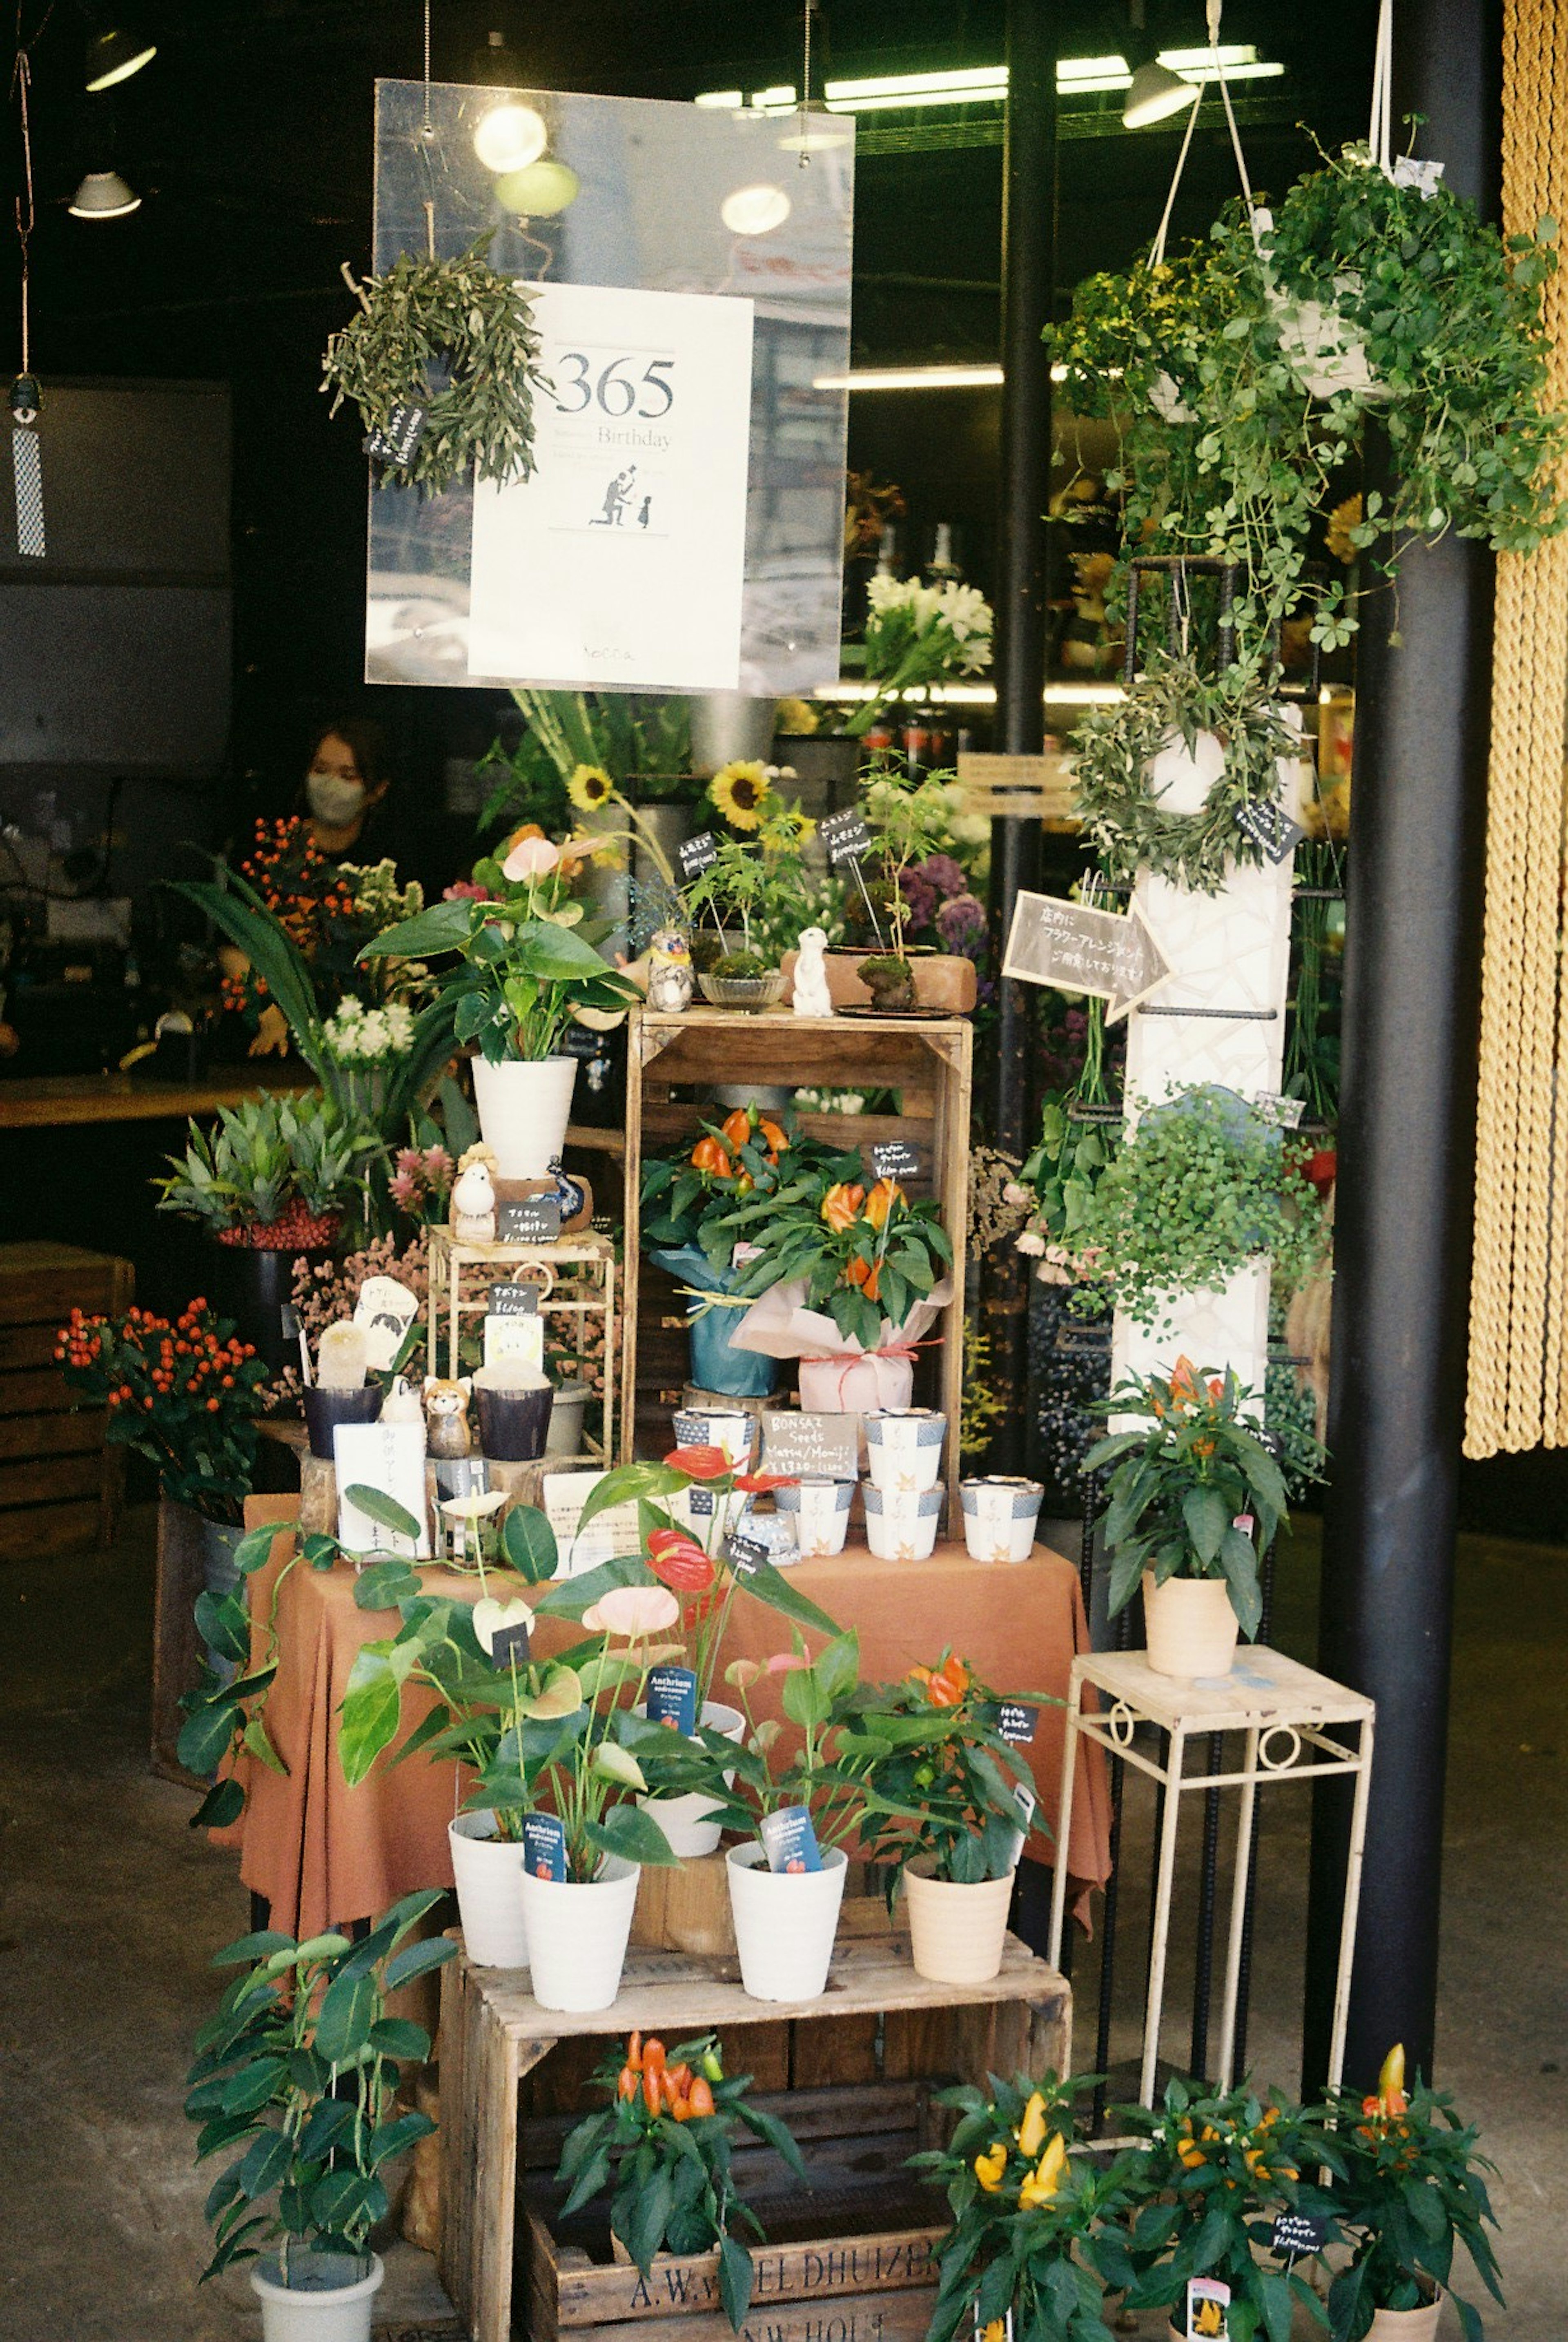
[863, 767, 962, 957]
[156, 1091, 374, 1238]
[719, 1155, 953, 1353]
[1322, 2061, 1503, 2340]
[1067, 1085, 1328, 1333]
[555, 2032, 808, 2331]
[911, 2070, 1138, 2342]
[322, 234, 546, 496]
[1118, 2076, 1337, 2342]
[1084, 1361, 1302, 1640]
[479, 689, 696, 836]
[185, 1891, 456, 2284]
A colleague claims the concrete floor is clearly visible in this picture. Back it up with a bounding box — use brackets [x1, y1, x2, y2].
[0, 1509, 1560, 2340]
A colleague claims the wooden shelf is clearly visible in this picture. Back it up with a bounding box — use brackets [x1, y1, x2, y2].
[0, 1067, 316, 1130]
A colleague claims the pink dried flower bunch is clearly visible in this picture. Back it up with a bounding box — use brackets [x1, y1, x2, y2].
[290, 1232, 432, 1346]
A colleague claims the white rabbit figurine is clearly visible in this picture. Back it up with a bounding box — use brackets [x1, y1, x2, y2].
[792, 925, 835, 1018]
[450, 1144, 498, 1244]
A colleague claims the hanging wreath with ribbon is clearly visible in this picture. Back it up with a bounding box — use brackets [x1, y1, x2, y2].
[321, 231, 546, 496]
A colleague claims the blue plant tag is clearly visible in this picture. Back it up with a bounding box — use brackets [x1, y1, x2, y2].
[646, 1665, 699, 1736]
[522, 1813, 568, 1882]
[760, 1805, 822, 1874]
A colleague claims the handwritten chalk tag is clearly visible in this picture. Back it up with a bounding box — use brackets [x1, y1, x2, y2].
[366, 402, 427, 467]
[678, 830, 719, 880]
[497, 1195, 561, 1244]
[820, 809, 873, 867]
[871, 1139, 921, 1181]
[1271, 2213, 1327, 2260]
[994, 1700, 1039, 1746]
[488, 1283, 540, 1317]
[1235, 799, 1306, 862]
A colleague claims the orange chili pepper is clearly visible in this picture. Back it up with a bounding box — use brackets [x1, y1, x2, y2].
[863, 1177, 903, 1230]
[844, 1254, 882, 1301]
[617, 2066, 638, 2101]
[691, 1136, 732, 1177]
[721, 1109, 753, 1150]
[669, 2095, 692, 2121]
[822, 1181, 866, 1233]
[642, 2067, 662, 2116]
[758, 1116, 788, 1157]
[665, 2063, 692, 2097]
[642, 2038, 666, 2072]
[687, 2075, 716, 2118]
[626, 2031, 644, 2072]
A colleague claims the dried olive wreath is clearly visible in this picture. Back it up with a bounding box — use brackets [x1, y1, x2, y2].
[321, 233, 546, 496]
[1069, 653, 1301, 894]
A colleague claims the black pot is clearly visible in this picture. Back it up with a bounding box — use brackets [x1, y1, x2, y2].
[301, 1384, 383, 1462]
[475, 1383, 553, 1463]
[207, 1241, 336, 1373]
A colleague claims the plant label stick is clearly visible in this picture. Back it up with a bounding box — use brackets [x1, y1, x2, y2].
[646, 1665, 699, 1734]
[760, 1804, 822, 1873]
[522, 1812, 568, 1881]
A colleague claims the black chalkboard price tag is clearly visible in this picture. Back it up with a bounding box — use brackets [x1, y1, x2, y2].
[871, 1138, 921, 1182]
[726, 1528, 769, 1577]
[678, 830, 719, 880]
[497, 1195, 562, 1245]
[366, 402, 427, 467]
[1270, 2213, 1327, 2261]
[994, 1700, 1039, 1746]
[1236, 798, 1307, 863]
[487, 1283, 540, 1317]
[490, 1618, 532, 1667]
[819, 809, 874, 867]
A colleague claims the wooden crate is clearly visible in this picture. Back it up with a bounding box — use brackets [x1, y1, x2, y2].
[622, 1009, 973, 1518]
[0, 1242, 131, 1560]
[439, 1931, 1067, 2342]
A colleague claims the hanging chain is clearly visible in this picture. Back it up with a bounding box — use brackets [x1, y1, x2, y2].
[422, 0, 432, 132]
[797, 0, 814, 169]
[11, 43, 34, 374]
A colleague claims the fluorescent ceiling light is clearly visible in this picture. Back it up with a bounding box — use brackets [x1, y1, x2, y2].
[825, 88, 1002, 112]
[1057, 55, 1130, 81]
[825, 67, 1007, 100]
[695, 89, 744, 109]
[768, 48, 1282, 114]
[1175, 61, 1285, 82]
[750, 85, 796, 110]
[1160, 45, 1259, 68]
[813, 363, 1078, 390]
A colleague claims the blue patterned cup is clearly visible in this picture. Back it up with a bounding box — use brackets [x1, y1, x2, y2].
[773, 1475, 857, 1557]
[864, 1408, 946, 1495]
[862, 1482, 943, 1560]
[960, 1475, 1045, 1563]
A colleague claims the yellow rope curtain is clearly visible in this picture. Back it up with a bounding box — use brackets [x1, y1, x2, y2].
[1466, 0, 1568, 1454]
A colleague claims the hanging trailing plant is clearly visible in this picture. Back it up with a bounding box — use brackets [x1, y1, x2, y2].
[321, 233, 546, 495]
[1068, 653, 1301, 892]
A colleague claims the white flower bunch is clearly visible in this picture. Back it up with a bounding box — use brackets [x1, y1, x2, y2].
[339, 859, 424, 926]
[322, 995, 416, 1063]
[864, 574, 994, 678]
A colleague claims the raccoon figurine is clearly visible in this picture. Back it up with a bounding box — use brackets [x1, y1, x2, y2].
[421, 1376, 474, 1461]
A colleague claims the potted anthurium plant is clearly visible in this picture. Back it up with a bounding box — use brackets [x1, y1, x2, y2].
[851, 1650, 1044, 1986]
[185, 1891, 456, 2342]
[1118, 2077, 1336, 2342]
[567, 1446, 840, 1859]
[911, 2070, 1137, 2342]
[1322, 2046, 1503, 2341]
[1085, 1360, 1296, 1680]
[553, 2030, 808, 2330]
[360, 830, 639, 1179]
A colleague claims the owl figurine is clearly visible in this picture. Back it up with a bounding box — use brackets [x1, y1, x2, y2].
[646, 927, 695, 1012]
[450, 1144, 498, 1244]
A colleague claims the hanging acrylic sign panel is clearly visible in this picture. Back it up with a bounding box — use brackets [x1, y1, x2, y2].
[367, 80, 853, 695]
[467, 282, 754, 689]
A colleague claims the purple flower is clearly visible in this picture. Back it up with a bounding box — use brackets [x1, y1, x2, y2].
[936, 891, 987, 953]
[922, 852, 967, 900]
[899, 870, 938, 932]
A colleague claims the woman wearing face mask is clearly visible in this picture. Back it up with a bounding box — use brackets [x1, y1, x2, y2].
[302, 718, 392, 859]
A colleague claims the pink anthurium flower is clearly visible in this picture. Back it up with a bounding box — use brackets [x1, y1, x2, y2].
[581, 1585, 682, 1640]
[502, 833, 562, 883]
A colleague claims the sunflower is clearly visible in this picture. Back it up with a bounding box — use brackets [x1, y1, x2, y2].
[710, 759, 771, 832]
[567, 763, 615, 813]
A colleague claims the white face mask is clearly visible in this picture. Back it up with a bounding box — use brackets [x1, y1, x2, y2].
[307, 770, 367, 828]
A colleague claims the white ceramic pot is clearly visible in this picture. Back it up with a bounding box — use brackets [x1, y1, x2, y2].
[863, 1483, 942, 1561]
[669, 1483, 742, 1549]
[1143, 1571, 1240, 1680]
[517, 1854, 639, 2012]
[675, 1406, 755, 1467]
[864, 1408, 946, 1494]
[773, 1476, 856, 1556]
[471, 1055, 578, 1181]
[250, 2253, 384, 2342]
[637, 1700, 744, 1859]
[544, 1381, 590, 1457]
[1367, 2303, 1441, 2339]
[960, 1475, 1045, 1563]
[448, 1812, 528, 1970]
[903, 1858, 1017, 1985]
[726, 1843, 848, 2001]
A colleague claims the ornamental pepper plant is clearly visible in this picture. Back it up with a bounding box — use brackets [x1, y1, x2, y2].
[849, 1650, 1049, 1893]
[1321, 2045, 1503, 2340]
[717, 1159, 952, 1352]
[1083, 1360, 1303, 1640]
[910, 2070, 1137, 2342]
[56, 1298, 269, 1523]
[554, 2030, 807, 2329]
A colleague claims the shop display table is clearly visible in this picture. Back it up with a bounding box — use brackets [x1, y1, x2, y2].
[218, 1504, 1111, 1940]
[441, 1929, 1070, 2342]
[1045, 1645, 1376, 2105]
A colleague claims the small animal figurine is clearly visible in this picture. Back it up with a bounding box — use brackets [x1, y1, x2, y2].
[646, 926, 695, 1013]
[381, 1375, 426, 1427]
[450, 1143, 498, 1244]
[792, 925, 836, 1018]
[422, 1376, 474, 1460]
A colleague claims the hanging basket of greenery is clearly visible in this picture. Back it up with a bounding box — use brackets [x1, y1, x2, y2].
[1069, 653, 1301, 893]
[321, 233, 545, 496]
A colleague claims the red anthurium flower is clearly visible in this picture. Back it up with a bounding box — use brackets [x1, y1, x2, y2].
[646, 1529, 717, 1594]
[664, 1444, 731, 1481]
[735, 1471, 794, 1493]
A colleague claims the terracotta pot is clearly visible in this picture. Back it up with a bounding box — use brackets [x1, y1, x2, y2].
[903, 1858, 1016, 1984]
[1142, 1571, 1240, 1680]
[1368, 2301, 1442, 2339]
[780, 947, 977, 1014]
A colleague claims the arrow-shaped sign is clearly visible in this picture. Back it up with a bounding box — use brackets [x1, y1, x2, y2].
[1001, 890, 1171, 1023]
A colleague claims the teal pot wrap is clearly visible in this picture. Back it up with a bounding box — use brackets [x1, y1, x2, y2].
[646, 1245, 780, 1399]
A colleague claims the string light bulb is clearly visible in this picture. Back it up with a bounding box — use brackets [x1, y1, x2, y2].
[472, 100, 548, 174]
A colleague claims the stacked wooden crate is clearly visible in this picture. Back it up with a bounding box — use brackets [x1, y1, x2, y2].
[0, 1242, 132, 1558]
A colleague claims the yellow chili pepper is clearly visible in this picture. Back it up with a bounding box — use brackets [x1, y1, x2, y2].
[1018, 2133, 1068, 2207]
[973, 2142, 1008, 2193]
[1016, 2090, 1048, 2160]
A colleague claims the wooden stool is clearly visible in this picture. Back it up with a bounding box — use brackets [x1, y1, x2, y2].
[0, 1241, 132, 1558]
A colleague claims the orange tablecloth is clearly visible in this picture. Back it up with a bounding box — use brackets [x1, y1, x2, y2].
[217, 1498, 1111, 1939]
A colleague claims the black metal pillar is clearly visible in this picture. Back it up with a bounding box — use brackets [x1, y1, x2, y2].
[1301, 0, 1497, 2094]
[984, 0, 1055, 1470]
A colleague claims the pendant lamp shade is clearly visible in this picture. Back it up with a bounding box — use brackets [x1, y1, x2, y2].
[85, 27, 156, 93]
[69, 170, 142, 219]
[1122, 57, 1200, 127]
